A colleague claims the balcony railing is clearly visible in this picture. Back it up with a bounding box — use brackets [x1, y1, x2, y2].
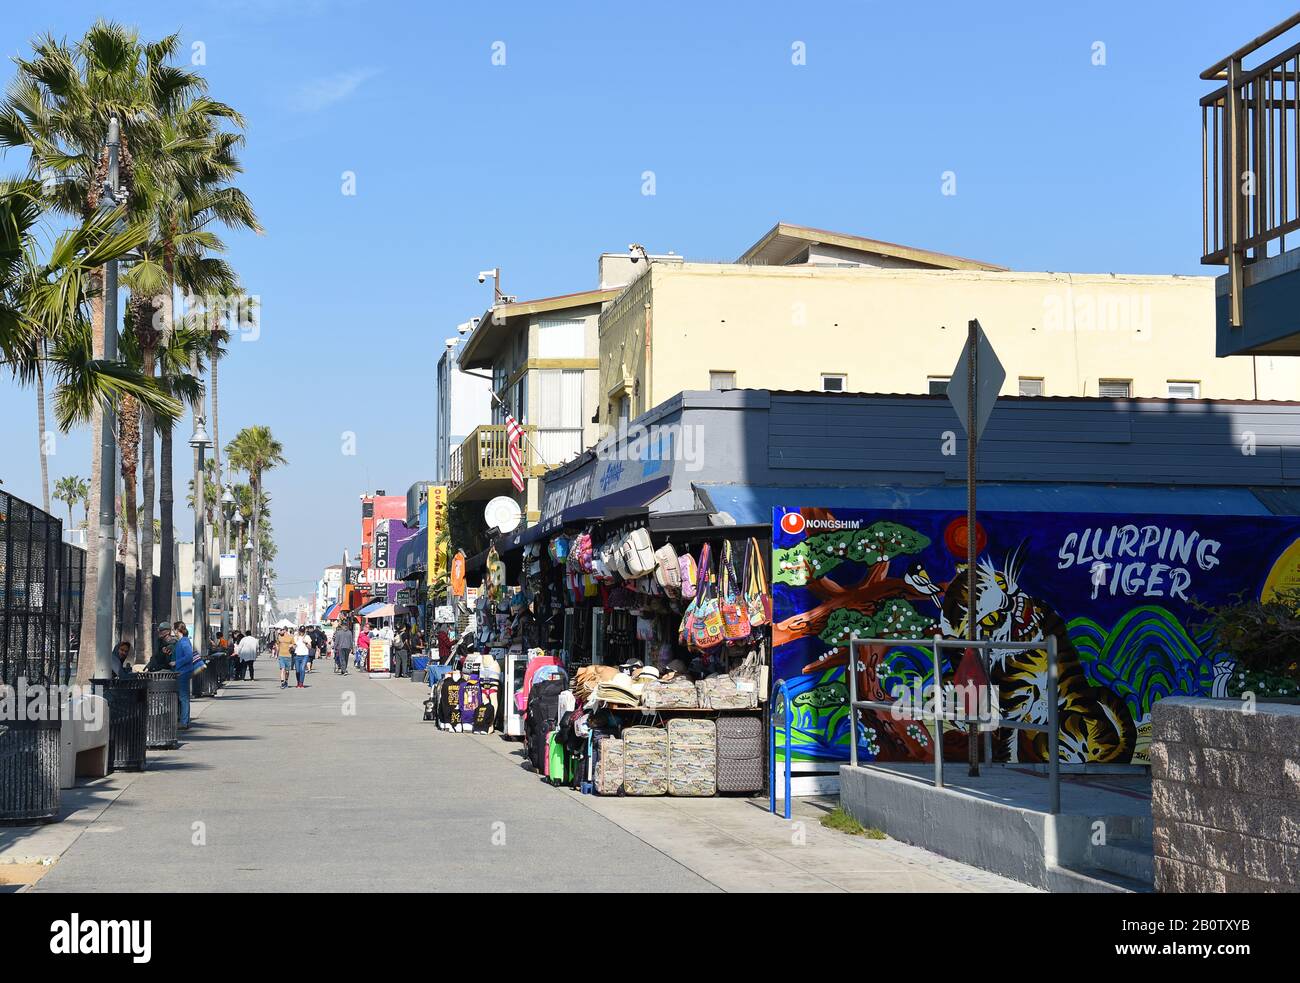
[447, 424, 538, 498]
[1201, 13, 1300, 326]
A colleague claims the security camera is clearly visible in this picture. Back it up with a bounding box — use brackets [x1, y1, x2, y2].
[478, 274, 486, 283]
[628, 243, 646, 264]
[477, 270, 494, 284]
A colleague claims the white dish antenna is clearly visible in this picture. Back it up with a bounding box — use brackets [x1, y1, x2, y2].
[484, 496, 522, 534]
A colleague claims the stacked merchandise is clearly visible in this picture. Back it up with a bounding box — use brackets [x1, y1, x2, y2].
[622, 726, 669, 796]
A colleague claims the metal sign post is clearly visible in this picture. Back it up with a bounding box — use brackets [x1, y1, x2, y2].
[946, 319, 1005, 777]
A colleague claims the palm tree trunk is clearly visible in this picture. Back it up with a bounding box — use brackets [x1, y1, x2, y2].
[36, 359, 51, 515]
[211, 340, 221, 479]
[119, 395, 140, 655]
[77, 282, 105, 684]
[139, 342, 156, 665]
[157, 289, 176, 627]
[250, 476, 260, 638]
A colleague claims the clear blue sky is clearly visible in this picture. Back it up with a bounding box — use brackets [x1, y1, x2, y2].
[0, 0, 1291, 595]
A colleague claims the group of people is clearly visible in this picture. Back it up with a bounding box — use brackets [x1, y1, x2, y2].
[327, 618, 423, 676]
[273, 624, 327, 689]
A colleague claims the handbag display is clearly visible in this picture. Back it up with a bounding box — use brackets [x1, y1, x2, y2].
[641, 676, 698, 709]
[697, 674, 759, 710]
[743, 536, 772, 627]
[681, 544, 724, 654]
[654, 544, 681, 596]
[719, 540, 752, 645]
[621, 527, 657, 578]
[679, 552, 698, 600]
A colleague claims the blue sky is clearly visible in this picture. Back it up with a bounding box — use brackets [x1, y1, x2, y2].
[0, 0, 1291, 596]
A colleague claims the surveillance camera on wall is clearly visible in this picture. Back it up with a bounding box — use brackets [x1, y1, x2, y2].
[478, 270, 494, 283]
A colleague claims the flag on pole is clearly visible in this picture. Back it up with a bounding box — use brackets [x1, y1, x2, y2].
[505, 414, 525, 492]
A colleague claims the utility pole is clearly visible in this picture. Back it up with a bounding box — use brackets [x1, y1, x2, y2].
[93, 117, 121, 680]
[190, 416, 211, 658]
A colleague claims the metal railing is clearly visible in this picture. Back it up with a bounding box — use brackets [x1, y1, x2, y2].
[769, 678, 793, 819]
[446, 423, 538, 496]
[846, 635, 1061, 815]
[1201, 13, 1300, 326]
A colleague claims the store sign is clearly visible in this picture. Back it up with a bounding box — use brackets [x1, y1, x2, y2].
[395, 588, 416, 607]
[357, 567, 396, 585]
[772, 505, 1300, 769]
[429, 484, 449, 581]
[435, 605, 454, 623]
[374, 523, 390, 569]
[219, 553, 237, 579]
[368, 638, 391, 674]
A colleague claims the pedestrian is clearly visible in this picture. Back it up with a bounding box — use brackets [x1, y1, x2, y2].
[275, 628, 295, 689]
[355, 624, 370, 671]
[392, 624, 409, 679]
[333, 620, 354, 675]
[303, 626, 316, 674]
[111, 640, 134, 678]
[292, 629, 310, 688]
[236, 630, 259, 680]
[437, 627, 452, 664]
[171, 621, 202, 730]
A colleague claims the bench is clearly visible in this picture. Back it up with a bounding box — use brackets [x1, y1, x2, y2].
[59, 693, 110, 789]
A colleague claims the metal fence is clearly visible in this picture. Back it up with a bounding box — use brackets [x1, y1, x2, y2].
[0, 491, 84, 687]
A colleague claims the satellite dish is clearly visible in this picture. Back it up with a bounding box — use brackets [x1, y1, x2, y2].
[484, 496, 522, 534]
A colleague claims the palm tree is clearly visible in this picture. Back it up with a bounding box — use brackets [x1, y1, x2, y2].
[225, 425, 284, 639]
[0, 22, 207, 677]
[53, 474, 88, 528]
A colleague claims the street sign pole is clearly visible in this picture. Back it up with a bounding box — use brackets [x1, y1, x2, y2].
[965, 320, 980, 778]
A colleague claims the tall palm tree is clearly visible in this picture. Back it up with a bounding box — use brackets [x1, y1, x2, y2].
[0, 22, 207, 676]
[53, 474, 88, 529]
[225, 425, 284, 639]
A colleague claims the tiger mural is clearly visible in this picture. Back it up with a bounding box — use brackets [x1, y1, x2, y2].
[939, 549, 1136, 764]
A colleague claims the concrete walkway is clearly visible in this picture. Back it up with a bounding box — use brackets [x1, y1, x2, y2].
[5, 658, 1035, 892]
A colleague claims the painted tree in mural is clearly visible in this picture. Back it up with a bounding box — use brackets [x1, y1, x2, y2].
[773, 517, 936, 649]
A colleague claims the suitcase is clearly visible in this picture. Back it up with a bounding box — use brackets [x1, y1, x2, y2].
[622, 726, 668, 796]
[547, 731, 570, 786]
[593, 736, 624, 795]
[715, 715, 764, 793]
[667, 718, 716, 796]
[697, 675, 759, 710]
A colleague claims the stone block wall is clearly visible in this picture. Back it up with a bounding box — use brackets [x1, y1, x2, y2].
[1150, 696, 1300, 892]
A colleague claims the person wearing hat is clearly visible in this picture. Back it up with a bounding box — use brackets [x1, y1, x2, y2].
[144, 622, 176, 673]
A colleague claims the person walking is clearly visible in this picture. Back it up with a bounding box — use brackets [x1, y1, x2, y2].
[292, 629, 310, 688]
[275, 628, 295, 689]
[333, 620, 354, 675]
[236, 630, 259, 680]
[171, 621, 202, 730]
[392, 624, 409, 679]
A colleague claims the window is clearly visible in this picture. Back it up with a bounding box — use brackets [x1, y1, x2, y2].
[821, 373, 846, 393]
[1167, 381, 1200, 399]
[710, 371, 736, 391]
[537, 318, 585, 358]
[1098, 379, 1132, 398]
[1018, 377, 1044, 397]
[535, 369, 583, 463]
[927, 376, 950, 396]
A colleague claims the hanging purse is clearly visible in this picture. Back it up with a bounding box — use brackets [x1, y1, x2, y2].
[679, 551, 698, 600]
[719, 540, 752, 645]
[744, 536, 772, 627]
[687, 544, 725, 654]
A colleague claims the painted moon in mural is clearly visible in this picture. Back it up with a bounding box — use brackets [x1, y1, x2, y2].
[1260, 536, 1300, 602]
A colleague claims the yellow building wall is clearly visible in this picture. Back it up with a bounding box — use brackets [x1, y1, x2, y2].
[598, 263, 1300, 427]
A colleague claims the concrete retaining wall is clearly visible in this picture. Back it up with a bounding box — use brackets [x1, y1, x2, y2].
[1150, 696, 1300, 893]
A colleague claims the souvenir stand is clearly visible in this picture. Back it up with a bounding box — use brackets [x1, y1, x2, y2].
[513, 508, 773, 798]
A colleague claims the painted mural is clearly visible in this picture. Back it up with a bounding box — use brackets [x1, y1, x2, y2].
[771, 506, 1300, 766]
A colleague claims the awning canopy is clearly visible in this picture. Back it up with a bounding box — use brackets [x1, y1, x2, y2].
[502, 474, 672, 552]
[697, 481, 1300, 526]
[323, 601, 342, 621]
[361, 603, 395, 619]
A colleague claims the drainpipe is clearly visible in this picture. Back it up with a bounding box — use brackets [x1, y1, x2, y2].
[643, 299, 652, 415]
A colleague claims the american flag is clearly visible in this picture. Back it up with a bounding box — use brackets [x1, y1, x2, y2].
[505, 414, 525, 492]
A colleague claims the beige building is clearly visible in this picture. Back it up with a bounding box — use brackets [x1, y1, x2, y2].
[597, 222, 1300, 429]
[451, 288, 618, 518]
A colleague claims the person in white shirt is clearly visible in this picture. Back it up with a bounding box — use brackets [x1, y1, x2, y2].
[292, 630, 311, 688]
[235, 631, 259, 681]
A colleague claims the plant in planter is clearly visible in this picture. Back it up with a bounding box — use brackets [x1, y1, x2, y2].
[1192, 589, 1300, 699]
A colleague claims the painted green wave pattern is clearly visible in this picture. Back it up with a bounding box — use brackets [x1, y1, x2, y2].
[1069, 605, 1220, 717]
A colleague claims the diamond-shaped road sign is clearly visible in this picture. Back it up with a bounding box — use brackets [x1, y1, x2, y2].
[946, 320, 1005, 440]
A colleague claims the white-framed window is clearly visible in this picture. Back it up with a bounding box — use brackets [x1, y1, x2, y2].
[537, 317, 585, 358]
[535, 369, 583, 463]
[927, 376, 950, 396]
[1018, 377, 1044, 397]
[710, 371, 736, 391]
[821, 373, 847, 393]
[1099, 378, 1132, 398]
[1167, 381, 1201, 399]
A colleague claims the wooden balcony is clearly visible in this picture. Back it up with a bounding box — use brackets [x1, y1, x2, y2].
[447, 424, 544, 502]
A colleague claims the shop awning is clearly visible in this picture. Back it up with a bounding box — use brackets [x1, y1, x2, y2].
[697, 481, 1298, 526]
[361, 603, 395, 619]
[502, 474, 673, 552]
[356, 600, 388, 617]
[323, 601, 342, 620]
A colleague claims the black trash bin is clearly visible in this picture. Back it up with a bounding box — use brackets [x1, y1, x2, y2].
[191, 663, 215, 698]
[91, 677, 148, 772]
[145, 671, 180, 750]
[0, 719, 61, 825]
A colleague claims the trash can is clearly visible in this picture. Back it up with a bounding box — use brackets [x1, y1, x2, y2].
[192, 662, 216, 698]
[145, 671, 180, 750]
[91, 677, 148, 772]
[0, 719, 61, 825]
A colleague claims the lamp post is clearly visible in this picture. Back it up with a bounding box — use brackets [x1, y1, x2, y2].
[190, 417, 212, 658]
[93, 117, 122, 679]
[231, 512, 244, 631]
[244, 535, 254, 637]
[220, 485, 236, 638]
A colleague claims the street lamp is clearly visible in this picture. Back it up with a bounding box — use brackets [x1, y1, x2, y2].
[231, 512, 244, 631]
[190, 417, 212, 658]
[220, 485, 236, 638]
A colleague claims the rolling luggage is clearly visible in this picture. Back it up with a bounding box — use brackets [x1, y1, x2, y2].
[667, 718, 716, 796]
[547, 731, 570, 786]
[527, 679, 566, 772]
[593, 736, 624, 795]
[715, 715, 764, 793]
[622, 726, 668, 796]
